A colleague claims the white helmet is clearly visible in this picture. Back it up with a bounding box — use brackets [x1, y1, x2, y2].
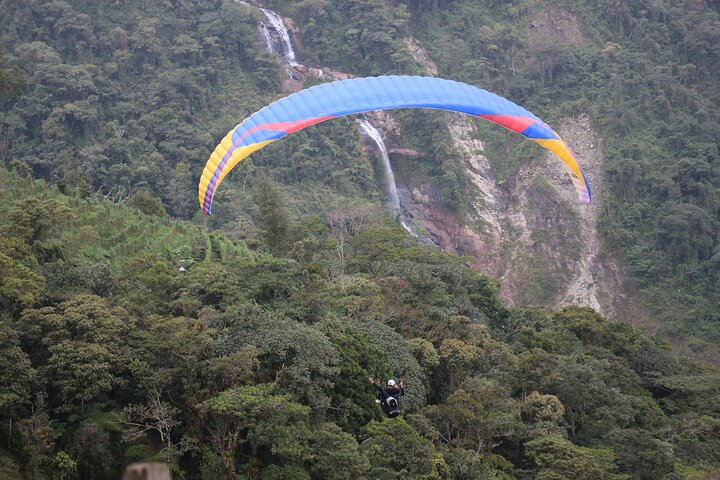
[387, 379, 396, 387]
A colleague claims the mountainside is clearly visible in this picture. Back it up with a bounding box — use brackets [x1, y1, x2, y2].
[267, 0, 720, 357]
[398, 0, 720, 357]
[1, 0, 720, 478]
[2, 156, 720, 479]
[2, 0, 719, 355]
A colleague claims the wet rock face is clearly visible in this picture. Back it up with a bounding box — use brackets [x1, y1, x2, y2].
[244, 4, 635, 321]
[397, 183, 446, 245]
[283, 17, 303, 51]
[396, 182, 501, 273]
[394, 114, 635, 321]
[405, 37, 439, 76]
[523, 184, 576, 243]
[391, 9, 637, 316]
[388, 147, 422, 158]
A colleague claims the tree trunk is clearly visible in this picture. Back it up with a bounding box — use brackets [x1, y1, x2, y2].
[247, 444, 260, 480]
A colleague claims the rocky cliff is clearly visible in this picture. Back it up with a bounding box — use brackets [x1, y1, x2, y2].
[247, 4, 642, 323]
[386, 32, 644, 320]
[394, 109, 657, 330]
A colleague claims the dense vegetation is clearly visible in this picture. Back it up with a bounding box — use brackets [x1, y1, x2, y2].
[2, 168, 720, 479]
[1, 0, 720, 478]
[273, 0, 720, 355]
[3, 0, 719, 350]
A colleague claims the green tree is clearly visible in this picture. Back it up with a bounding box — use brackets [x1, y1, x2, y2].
[361, 417, 447, 479]
[309, 423, 369, 480]
[0, 318, 36, 440]
[199, 383, 311, 480]
[526, 435, 625, 480]
[521, 391, 566, 439]
[6, 198, 74, 252]
[126, 314, 218, 400]
[202, 345, 260, 396]
[0, 43, 26, 99]
[353, 319, 427, 412]
[52, 451, 77, 480]
[18, 392, 58, 480]
[422, 377, 521, 454]
[606, 429, 675, 480]
[70, 420, 115, 480]
[0, 236, 45, 312]
[440, 447, 511, 480]
[347, 222, 409, 275]
[127, 189, 167, 217]
[213, 303, 338, 410]
[516, 350, 659, 440]
[165, 161, 195, 218]
[18, 294, 132, 410]
[408, 337, 440, 373]
[252, 173, 291, 255]
[117, 253, 177, 314]
[260, 465, 310, 480]
[324, 327, 389, 432]
[437, 337, 484, 392]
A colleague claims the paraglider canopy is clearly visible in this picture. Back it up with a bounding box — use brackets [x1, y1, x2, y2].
[199, 75, 591, 214]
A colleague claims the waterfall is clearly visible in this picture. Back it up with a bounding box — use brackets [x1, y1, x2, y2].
[357, 119, 416, 236]
[258, 7, 300, 78]
[234, 2, 432, 243]
[357, 119, 400, 211]
[235, 1, 300, 78]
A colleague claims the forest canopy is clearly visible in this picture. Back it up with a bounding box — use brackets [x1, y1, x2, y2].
[1, 0, 719, 478]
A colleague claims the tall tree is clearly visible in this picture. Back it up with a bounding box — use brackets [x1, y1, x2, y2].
[0, 318, 36, 442]
[252, 173, 291, 255]
[526, 435, 625, 480]
[199, 383, 311, 480]
[18, 295, 132, 411]
[0, 43, 26, 99]
[0, 236, 45, 313]
[422, 377, 521, 454]
[6, 198, 74, 248]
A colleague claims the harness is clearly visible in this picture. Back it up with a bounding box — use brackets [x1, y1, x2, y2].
[384, 396, 400, 417]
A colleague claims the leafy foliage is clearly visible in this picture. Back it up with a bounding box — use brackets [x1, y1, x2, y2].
[0, 0, 719, 478]
[0, 161, 718, 477]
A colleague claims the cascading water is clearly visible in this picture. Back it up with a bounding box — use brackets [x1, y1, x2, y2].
[258, 8, 300, 78]
[357, 119, 416, 236]
[235, 1, 432, 243]
[357, 120, 400, 211]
